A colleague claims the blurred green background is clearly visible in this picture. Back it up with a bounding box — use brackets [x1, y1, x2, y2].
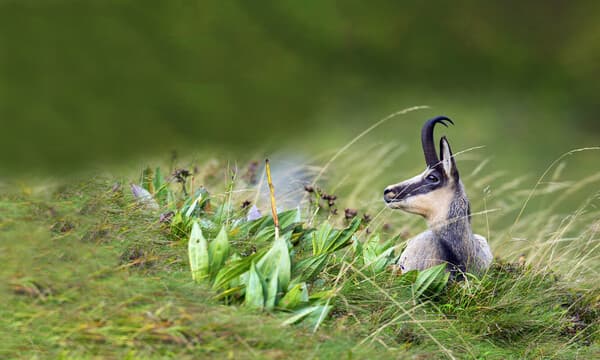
[1, 1, 598, 176]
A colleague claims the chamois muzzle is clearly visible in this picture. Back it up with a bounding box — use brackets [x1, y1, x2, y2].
[383, 185, 403, 204]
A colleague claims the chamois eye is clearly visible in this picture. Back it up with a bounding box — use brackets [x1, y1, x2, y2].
[426, 174, 439, 183]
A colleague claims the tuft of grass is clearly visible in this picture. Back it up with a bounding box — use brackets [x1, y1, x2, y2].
[0, 177, 385, 359]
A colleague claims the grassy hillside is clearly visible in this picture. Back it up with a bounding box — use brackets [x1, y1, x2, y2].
[1, 149, 598, 359]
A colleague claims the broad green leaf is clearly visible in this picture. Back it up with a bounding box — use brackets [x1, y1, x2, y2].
[213, 203, 233, 226]
[325, 217, 361, 253]
[312, 222, 333, 255]
[308, 289, 335, 301]
[399, 270, 419, 285]
[172, 211, 183, 228]
[199, 217, 218, 238]
[363, 233, 395, 273]
[235, 215, 268, 236]
[311, 218, 361, 256]
[213, 286, 244, 300]
[265, 267, 279, 310]
[281, 305, 322, 326]
[413, 264, 449, 298]
[279, 283, 309, 310]
[254, 226, 276, 244]
[181, 188, 210, 219]
[292, 253, 328, 282]
[308, 303, 332, 333]
[370, 247, 395, 273]
[213, 249, 267, 291]
[188, 221, 209, 281]
[185, 193, 202, 218]
[279, 207, 301, 230]
[293, 206, 302, 223]
[257, 232, 291, 292]
[257, 209, 302, 232]
[236, 208, 302, 239]
[281, 304, 332, 330]
[209, 225, 230, 279]
[245, 262, 265, 309]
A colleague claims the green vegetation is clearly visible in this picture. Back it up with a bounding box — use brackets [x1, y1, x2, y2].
[1, 150, 598, 359]
[2, 2, 598, 358]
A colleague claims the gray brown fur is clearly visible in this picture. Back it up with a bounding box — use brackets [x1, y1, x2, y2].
[398, 182, 492, 275]
[384, 117, 492, 275]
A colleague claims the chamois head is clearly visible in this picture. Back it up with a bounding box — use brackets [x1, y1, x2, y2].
[383, 116, 462, 223]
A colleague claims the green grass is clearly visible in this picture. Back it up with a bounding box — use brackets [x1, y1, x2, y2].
[1, 152, 599, 359]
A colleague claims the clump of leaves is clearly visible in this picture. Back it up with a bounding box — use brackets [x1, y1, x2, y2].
[131, 161, 361, 331]
[293, 218, 361, 282]
[134, 164, 452, 333]
[356, 232, 397, 274]
[186, 209, 362, 330]
[412, 264, 449, 299]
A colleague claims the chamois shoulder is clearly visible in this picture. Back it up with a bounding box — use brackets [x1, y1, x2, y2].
[398, 230, 441, 272]
[473, 234, 493, 269]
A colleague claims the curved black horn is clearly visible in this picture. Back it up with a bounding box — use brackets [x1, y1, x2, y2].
[421, 116, 454, 167]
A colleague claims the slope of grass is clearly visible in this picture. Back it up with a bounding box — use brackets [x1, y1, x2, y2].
[1, 178, 387, 359]
[1, 153, 598, 359]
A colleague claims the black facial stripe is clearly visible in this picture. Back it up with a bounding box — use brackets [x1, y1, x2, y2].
[386, 177, 445, 201]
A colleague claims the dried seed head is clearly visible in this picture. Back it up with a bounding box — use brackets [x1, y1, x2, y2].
[159, 211, 175, 224]
[344, 208, 358, 220]
[172, 169, 191, 183]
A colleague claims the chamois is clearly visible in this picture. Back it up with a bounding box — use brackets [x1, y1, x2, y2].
[383, 116, 492, 276]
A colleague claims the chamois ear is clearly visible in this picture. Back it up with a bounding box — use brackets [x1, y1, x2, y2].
[439, 136, 459, 181]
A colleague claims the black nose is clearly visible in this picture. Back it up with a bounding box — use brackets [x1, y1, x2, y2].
[383, 187, 397, 203]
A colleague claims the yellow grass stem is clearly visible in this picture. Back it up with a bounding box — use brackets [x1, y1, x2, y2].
[265, 159, 279, 239]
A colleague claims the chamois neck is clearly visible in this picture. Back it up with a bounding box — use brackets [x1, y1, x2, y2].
[428, 184, 471, 235]
[430, 185, 473, 272]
